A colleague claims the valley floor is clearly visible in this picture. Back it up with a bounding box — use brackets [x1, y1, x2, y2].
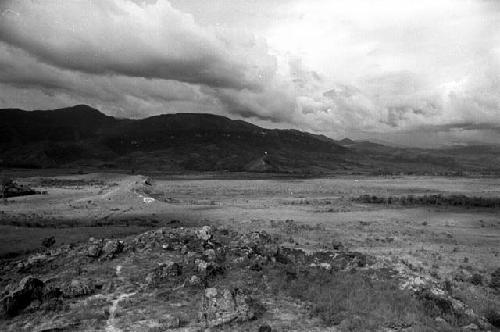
[0, 172, 499, 331]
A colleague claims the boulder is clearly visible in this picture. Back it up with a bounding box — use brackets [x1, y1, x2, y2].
[1, 276, 45, 317]
[199, 287, 257, 328]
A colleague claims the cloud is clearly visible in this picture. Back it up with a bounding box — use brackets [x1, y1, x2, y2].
[0, 0, 499, 147]
[0, 0, 275, 90]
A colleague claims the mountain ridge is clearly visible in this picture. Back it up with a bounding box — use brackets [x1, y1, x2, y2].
[1, 105, 499, 175]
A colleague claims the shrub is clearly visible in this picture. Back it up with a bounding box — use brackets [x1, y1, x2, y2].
[42, 236, 56, 248]
[469, 273, 482, 286]
[265, 266, 438, 330]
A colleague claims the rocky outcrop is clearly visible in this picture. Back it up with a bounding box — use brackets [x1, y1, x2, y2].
[1, 276, 45, 317]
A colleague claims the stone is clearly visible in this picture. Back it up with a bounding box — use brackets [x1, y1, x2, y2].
[199, 287, 256, 328]
[203, 249, 217, 262]
[187, 275, 202, 287]
[147, 261, 183, 286]
[64, 279, 94, 298]
[102, 239, 124, 259]
[462, 323, 479, 330]
[86, 238, 104, 257]
[196, 226, 213, 241]
[196, 259, 209, 272]
[1, 276, 45, 317]
[162, 261, 182, 277]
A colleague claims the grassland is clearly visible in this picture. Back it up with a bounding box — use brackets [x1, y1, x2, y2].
[0, 172, 499, 330]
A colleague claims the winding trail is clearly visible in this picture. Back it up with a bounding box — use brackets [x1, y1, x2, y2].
[104, 265, 136, 332]
[105, 292, 136, 332]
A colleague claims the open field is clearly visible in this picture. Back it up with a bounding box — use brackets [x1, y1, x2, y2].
[0, 172, 499, 330]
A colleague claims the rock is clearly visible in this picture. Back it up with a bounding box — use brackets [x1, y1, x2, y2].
[259, 324, 272, 332]
[199, 287, 257, 328]
[102, 239, 124, 259]
[462, 323, 479, 330]
[187, 275, 202, 287]
[147, 261, 183, 286]
[1, 276, 44, 317]
[18, 253, 54, 271]
[196, 226, 213, 241]
[86, 238, 104, 257]
[163, 261, 182, 277]
[196, 259, 209, 272]
[203, 249, 217, 262]
[162, 243, 174, 251]
[64, 279, 94, 298]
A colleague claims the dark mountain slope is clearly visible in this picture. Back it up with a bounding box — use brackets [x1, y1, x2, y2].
[0, 106, 347, 173]
[1, 105, 499, 175]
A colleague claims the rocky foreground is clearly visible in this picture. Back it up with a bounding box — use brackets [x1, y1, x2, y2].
[0, 225, 498, 331]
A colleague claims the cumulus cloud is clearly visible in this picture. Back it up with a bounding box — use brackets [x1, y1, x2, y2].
[0, 0, 275, 90]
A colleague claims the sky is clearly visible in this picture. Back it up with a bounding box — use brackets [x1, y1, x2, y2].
[0, 0, 499, 147]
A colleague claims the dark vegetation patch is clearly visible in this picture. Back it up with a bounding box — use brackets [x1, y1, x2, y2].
[39, 178, 106, 187]
[354, 194, 500, 208]
[0, 225, 153, 259]
[265, 267, 437, 330]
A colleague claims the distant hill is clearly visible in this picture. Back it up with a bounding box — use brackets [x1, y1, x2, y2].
[1, 105, 499, 175]
[0, 106, 347, 173]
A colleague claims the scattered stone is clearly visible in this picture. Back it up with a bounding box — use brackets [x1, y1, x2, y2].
[147, 260, 183, 286]
[203, 248, 217, 262]
[102, 239, 124, 259]
[63, 279, 94, 298]
[162, 243, 174, 251]
[187, 275, 202, 287]
[196, 259, 209, 272]
[86, 238, 104, 258]
[196, 226, 213, 241]
[199, 287, 257, 328]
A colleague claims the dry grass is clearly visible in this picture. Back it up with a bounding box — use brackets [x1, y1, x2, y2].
[265, 266, 452, 331]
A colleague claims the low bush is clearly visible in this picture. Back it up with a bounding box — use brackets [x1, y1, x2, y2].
[265, 266, 445, 330]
